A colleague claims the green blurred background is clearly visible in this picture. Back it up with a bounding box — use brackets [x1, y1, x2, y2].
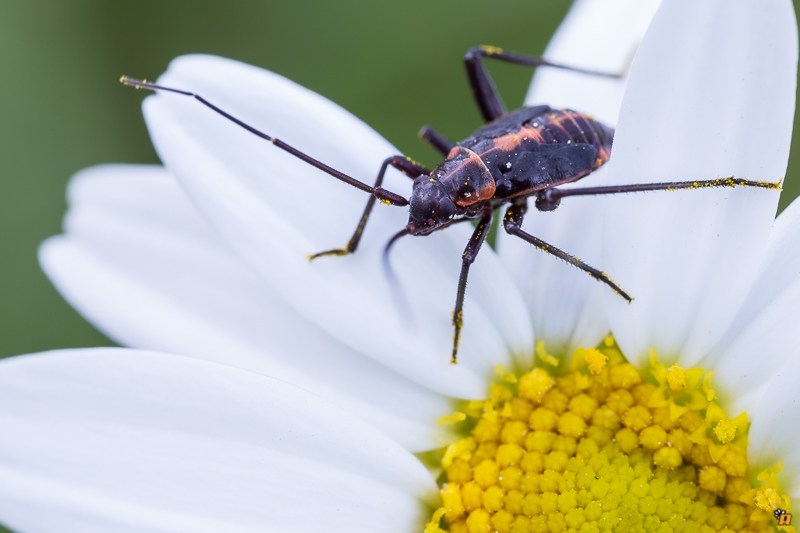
[1, 0, 799, 361]
[0, 2, 798, 531]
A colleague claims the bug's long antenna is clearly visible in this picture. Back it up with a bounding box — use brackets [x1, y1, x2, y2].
[381, 217, 475, 279]
[383, 227, 411, 283]
[120, 76, 409, 207]
[382, 227, 413, 321]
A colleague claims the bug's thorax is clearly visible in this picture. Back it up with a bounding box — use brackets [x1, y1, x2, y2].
[408, 147, 494, 235]
[437, 146, 497, 206]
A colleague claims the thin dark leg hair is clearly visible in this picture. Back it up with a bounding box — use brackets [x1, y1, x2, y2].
[464, 46, 625, 123]
[310, 156, 429, 260]
[539, 177, 782, 205]
[419, 125, 455, 157]
[503, 199, 631, 302]
[451, 208, 493, 364]
[120, 77, 409, 207]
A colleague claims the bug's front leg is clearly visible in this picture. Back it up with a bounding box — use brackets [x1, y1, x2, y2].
[503, 198, 631, 302]
[309, 156, 430, 260]
[451, 206, 493, 364]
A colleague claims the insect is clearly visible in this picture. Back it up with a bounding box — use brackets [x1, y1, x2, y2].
[122, 46, 779, 364]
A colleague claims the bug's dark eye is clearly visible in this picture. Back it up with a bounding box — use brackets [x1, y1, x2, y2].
[499, 161, 513, 174]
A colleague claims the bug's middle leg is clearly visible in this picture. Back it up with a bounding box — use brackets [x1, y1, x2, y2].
[502, 198, 632, 302]
[451, 207, 493, 364]
[309, 156, 430, 260]
[464, 46, 627, 123]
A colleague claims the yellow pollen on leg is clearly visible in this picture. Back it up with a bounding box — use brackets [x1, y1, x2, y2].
[430, 337, 791, 533]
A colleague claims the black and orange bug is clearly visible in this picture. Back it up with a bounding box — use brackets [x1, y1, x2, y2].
[122, 46, 779, 364]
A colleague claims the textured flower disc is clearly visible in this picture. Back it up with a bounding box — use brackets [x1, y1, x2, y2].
[426, 338, 790, 533]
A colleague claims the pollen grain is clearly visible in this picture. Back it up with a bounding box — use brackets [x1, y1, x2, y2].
[426, 339, 791, 533]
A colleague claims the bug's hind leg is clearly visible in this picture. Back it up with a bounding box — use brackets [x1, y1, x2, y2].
[502, 198, 632, 302]
[535, 177, 782, 208]
[464, 46, 626, 123]
[451, 207, 493, 364]
[418, 125, 455, 157]
[309, 156, 430, 260]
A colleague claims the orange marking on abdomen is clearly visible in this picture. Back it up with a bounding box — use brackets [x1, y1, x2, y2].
[488, 132, 523, 152]
[486, 126, 544, 152]
[519, 125, 545, 143]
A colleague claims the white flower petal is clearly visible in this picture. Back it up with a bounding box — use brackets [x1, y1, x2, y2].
[603, 0, 797, 367]
[41, 165, 455, 452]
[747, 354, 800, 499]
[526, 0, 662, 125]
[499, 0, 660, 356]
[143, 55, 534, 397]
[0, 349, 437, 533]
[497, 170, 610, 358]
[700, 197, 800, 414]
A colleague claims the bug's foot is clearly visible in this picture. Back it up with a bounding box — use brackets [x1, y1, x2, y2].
[307, 247, 351, 261]
[451, 311, 463, 365]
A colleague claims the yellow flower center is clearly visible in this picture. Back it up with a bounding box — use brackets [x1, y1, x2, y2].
[426, 338, 792, 533]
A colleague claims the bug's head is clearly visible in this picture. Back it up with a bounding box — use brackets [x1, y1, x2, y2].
[407, 147, 495, 235]
[407, 176, 457, 235]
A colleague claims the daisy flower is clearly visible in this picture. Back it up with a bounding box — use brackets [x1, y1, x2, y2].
[0, 0, 798, 532]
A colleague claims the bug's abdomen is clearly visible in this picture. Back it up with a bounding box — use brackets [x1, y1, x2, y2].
[528, 110, 613, 167]
[458, 107, 614, 199]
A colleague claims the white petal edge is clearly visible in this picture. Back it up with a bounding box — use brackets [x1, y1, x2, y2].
[747, 353, 800, 500]
[143, 55, 534, 397]
[526, 0, 662, 125]
[499, 0, 661, 357]
[40, 164, 456, 452]
[701, 196, 800, 414]
[603, 0, 797, 367]
[0, 349, 438, 533]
